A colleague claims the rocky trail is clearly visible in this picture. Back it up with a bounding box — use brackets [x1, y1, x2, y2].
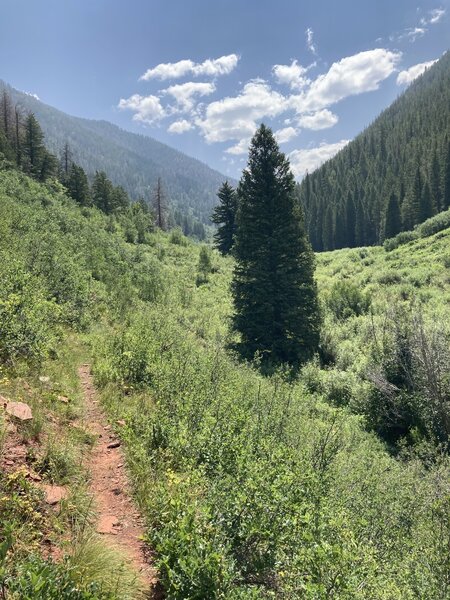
[78, 364, 157, 597]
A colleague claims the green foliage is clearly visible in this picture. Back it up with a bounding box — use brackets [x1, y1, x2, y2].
[384, 208, 450, 250]
[232, 124, 321, 368]
[169, 227, 188, 246]
[196, 245, 212, 286]
[211, 181, 237, 255]
[327, 280, 371, 320]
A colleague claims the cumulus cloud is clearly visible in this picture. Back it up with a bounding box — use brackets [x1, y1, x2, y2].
[306, 28, 317, 56]
[297, 109, 338, 130]
[118, 94, 166, 124]
[195, 80, 287, 143]
[295, 49, 401, 112]
[168, 119, 193, 134]
[274, 126, 298, 144]
[140, 54, 239, 81]
[396, 59, 438, 85]
[163, 82, 216, 112]
[289, 140, 350, 178]
[225, 138, 251, 155]
[272, 60, 311, 90]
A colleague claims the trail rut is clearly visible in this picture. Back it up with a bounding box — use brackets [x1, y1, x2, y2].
[78, 364, 156, 597]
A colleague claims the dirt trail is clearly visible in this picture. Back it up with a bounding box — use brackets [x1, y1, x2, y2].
[78, 364, 157, 597]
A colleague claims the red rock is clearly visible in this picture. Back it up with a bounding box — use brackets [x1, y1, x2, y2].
[43, 485, 67, 505]
[5, 401, 33, 421]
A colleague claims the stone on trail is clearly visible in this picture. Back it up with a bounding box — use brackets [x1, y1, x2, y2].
[97, 515, 121, 534]
[5, 401, 33, 421]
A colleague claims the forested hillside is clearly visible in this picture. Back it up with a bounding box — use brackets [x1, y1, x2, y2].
[1, 81, 231, 226]
[298, 50, 450, 250]
[0, 154, 449, 597]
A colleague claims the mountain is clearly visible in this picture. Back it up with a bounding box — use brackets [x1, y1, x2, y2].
[297, 50, 450, 251]
[1, 81, 231, 224]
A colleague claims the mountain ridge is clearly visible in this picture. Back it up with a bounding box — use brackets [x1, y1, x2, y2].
[1, 80, 233, 223]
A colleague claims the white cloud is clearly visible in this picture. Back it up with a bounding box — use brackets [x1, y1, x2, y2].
[293, 49, 401, 112]
[289, 140, 350, 178]
[168, 119, 193, 134]
[225, 138, 250, 155]
[275, 126, 299, 144]
[163, 81, 216, 112]
[306, 27, 317, 56]
[118, 93, 166, 124]
[140, 54, 239, 81]
[272, 60, 311, 90]
[274, 126, 298, 143]
[297, 109, 338, 130]
[429, 8, 446, 23]
[196, 80, 287, 143]
[401, 27, 427, 41]
[396, 59, 438, 85]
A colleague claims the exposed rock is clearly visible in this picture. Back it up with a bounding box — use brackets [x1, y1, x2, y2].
[116, 419, 126, 427]
[97, 515, 120, 534]
[43, 484, 67, 505]
[107, 441, 121, 449]
[5, 401, 33, 421]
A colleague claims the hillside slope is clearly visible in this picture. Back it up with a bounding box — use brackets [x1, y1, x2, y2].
[298, 50, 450, 251]
[1, 81, 230, 223]
[1, 164, 449, 597]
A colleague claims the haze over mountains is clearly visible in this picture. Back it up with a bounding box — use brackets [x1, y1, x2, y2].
[1, 81, 232, 224]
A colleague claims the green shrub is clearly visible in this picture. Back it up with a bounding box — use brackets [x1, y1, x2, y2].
[327, 280, 371, 320]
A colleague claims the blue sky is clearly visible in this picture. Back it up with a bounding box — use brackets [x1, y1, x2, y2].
[0, 0, 448, 178]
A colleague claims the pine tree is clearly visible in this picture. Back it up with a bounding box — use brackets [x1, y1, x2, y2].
[443, 139, 450, 210]
[382, 192, 402, 240]
[22, 113, 46, 178]
[419, 180, 433, 222]
[232, 124, 320, 368]
[92, 171, 114, 213]
[211, 181, 237, 255]
[67, 164, 91, 206]
[152, 177, 168, 230]
[60, 142, 73, 182]
[430, 149, 441, 213]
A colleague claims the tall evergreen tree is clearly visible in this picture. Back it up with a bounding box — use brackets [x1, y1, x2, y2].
[443, 139, 450, 210]
[22, 113, 46, 178]
[152, 177, 168, 230]
[67, 164, 91, 206]
[382, 192, 402, 240]
[232, 124, 320, 368]
[92, 171, 114, 213]
[419, 180, 433, 222]
[430, 148, 441, 213]
[211, 181, 237, 255]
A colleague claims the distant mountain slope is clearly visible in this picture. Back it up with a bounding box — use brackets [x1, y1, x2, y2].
[1, 81, 230, 223]
[297, 51, 450, 251]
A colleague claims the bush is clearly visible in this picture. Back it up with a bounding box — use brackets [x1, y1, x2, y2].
[170, 228, 188, 246]
[0, 256, 58, 363]
[327, 280, 371, 320]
